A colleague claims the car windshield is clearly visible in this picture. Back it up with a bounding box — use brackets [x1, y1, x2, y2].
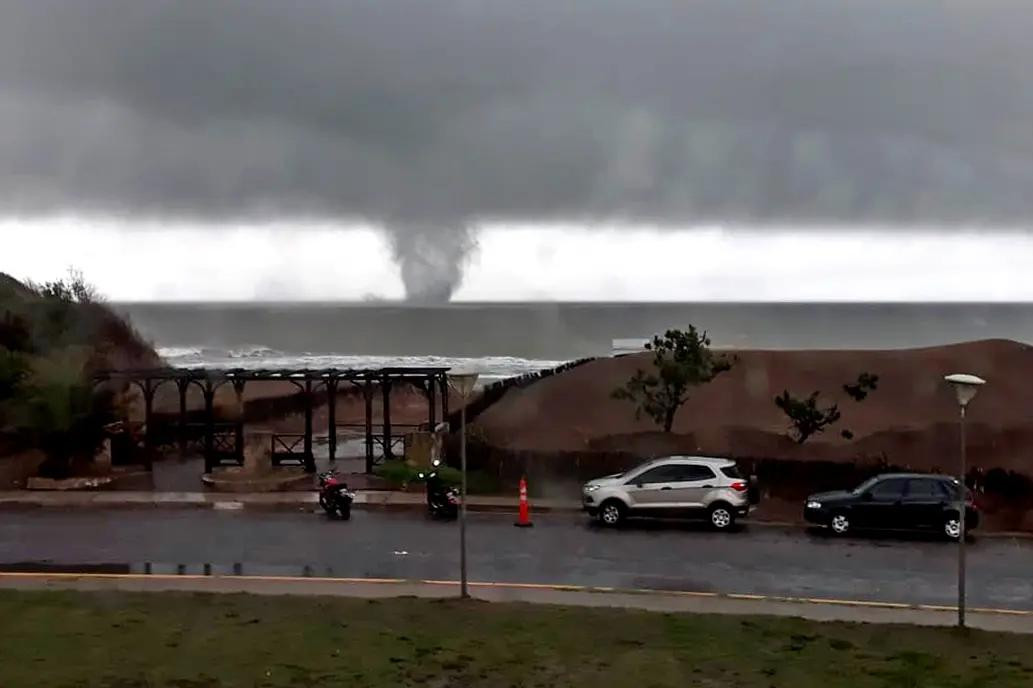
[629, 460, 666, 476]
[853, 477, 881, 494]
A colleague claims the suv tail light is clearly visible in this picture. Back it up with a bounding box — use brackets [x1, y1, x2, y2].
[730, 481, 747, 492]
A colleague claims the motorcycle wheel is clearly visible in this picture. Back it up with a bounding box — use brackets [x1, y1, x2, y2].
[320, 497, 342, 519]
[338, 504, 351, 520]
[431, 505, 457, 520]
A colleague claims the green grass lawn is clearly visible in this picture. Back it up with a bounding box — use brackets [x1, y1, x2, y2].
[1, 590, 1032, 687]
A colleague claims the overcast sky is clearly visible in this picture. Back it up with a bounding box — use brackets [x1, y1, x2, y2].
[2, 221, 1030, 302]
[2, 0, 1032, 301]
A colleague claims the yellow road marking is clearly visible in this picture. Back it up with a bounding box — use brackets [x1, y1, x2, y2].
[0, 571, 1030, 618]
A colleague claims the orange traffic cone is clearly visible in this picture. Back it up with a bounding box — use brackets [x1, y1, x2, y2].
[514, 476, 534, 528]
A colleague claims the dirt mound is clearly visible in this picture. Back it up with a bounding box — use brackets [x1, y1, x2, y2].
[474, 339, 1033, 472]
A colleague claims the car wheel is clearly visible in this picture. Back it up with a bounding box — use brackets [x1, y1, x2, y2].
[944, 516, 962, 540]
[830, 512, 851, 536]
[598, 500, 625, 527]
[708, 504, 736, 531]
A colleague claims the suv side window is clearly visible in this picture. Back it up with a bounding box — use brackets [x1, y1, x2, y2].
[719, 465, 743, 479]
[906, 479, 949, 499]
[628, 465, 679, 485]
[670, 465, 716, 482]
[869, 478, 908, 500]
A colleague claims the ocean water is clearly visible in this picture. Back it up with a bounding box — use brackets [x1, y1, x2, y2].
[116, 302, 1033, 380]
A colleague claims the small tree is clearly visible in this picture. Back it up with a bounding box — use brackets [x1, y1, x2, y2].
[776, 371, 879, 444]
[774, 390, 841, 444]
[612, 326, 733, 432]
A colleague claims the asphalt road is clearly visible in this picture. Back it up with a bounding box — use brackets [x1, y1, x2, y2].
[1, 508, 1032, 610]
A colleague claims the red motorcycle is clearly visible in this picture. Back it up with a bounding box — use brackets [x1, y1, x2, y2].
[317, 470, 354, 520]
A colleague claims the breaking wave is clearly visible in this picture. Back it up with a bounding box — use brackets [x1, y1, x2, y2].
[157, 346, 566, 383]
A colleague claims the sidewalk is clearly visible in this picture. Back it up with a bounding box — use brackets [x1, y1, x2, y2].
[2, 571, 1031, 633]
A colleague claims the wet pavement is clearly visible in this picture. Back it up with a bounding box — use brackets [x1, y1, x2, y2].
[1, 508, 1032, 610]
[150, 442, 374, 492]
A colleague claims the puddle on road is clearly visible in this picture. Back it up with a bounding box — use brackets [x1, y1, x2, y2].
[0, 561, 345, 578]
[628, 575, 717, 593]
[0, 561, 723, 597]
[0, 562, 132, 574]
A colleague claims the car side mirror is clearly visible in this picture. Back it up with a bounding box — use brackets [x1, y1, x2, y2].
[861, 491, 873, 502]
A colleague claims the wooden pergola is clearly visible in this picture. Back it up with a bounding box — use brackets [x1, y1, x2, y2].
[94, 367, 451, 474]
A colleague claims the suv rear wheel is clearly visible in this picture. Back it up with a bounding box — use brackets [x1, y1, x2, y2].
[598, 500, 625, 527]
[708, 503, 736, 531]
[944, 516, 962, 540]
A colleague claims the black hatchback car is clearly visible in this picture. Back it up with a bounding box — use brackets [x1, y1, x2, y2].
[804, 473, 978, 539]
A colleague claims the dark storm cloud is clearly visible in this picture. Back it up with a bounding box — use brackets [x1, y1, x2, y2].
[1, 0, 1032, 296]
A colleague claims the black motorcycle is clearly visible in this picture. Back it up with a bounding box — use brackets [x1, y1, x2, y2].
[418, 459, 459, 519]
[317, 470, 354, 520]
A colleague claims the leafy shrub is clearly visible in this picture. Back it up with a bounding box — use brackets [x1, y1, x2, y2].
[13, 348, 115, 478]
[0, 271, 137, 476]
[374, 460, 499, 494]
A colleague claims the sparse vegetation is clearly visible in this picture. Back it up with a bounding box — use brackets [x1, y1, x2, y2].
[776, 371, 880, 444]
[612, 326, 733, 432]
[842, 372, 879, 402]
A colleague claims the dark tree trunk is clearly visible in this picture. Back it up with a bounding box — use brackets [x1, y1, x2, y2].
[663, 406, 677, 433]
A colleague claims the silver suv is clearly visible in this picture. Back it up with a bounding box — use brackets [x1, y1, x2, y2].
[582, 456, 753, 530]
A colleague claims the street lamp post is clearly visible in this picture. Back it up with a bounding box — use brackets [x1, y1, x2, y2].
[944, 373, 986, 628]
[448, 372, 479, 599]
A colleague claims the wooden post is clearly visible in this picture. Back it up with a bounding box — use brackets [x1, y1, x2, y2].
[233, 379, 246, 465]
[426, 376, 437, 429]
[142, 379, 156, 471]
[303, 379, 314, 473]
[381, 375, 392, 461]
[364, 381, 374, 474]
[203, 382, 215, 474]
[177, 379, 188, 456]
[327, 380, 338, 463]
[440, 374, 450, 427]
[142, 379, 155, 451]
